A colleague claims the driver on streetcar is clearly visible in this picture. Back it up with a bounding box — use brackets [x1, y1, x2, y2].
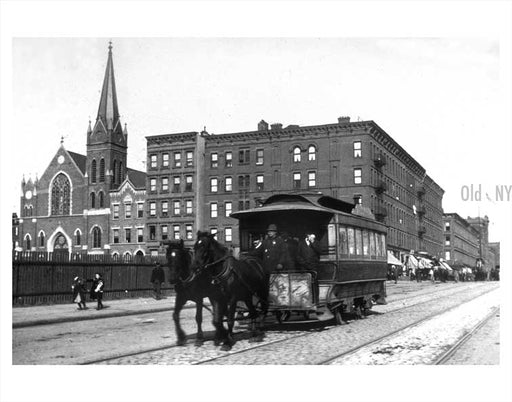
[248, 224, 290, 273]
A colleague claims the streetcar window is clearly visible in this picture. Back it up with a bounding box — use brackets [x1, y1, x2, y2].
[375, 231, 382, 256]
[369, 231, 376, 258]
[355, 229, 362, 255]
[347, 228, 355, 256]
[362, 230, 370, 256]
[339, 226, 348, 256]
[380, 233, 387, 257]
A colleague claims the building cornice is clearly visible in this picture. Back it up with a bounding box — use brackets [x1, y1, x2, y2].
[146, 132, 198, 145]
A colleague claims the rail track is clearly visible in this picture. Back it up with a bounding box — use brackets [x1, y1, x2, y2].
[81, 282, 498, 365]
[433, 306, 500, 365]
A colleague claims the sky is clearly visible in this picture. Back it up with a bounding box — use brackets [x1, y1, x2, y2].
[7, 36, 509, 241]
[1, 2, 511, 402]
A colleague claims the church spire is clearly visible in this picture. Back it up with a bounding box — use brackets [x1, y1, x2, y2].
[96, 41, 120, 132]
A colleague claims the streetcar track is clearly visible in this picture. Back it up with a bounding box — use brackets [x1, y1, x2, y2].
[79, 283, 498, 365]
[194, 284, 499, 365]
[385, 282, 489, 305]
[434, 307, 500, 365]
[318, 287, 499, 365]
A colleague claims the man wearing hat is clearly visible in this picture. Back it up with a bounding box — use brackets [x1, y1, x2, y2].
[297, 233, 321, 271]
[151, 262, 165, 300]
[249, 224, 289, 273]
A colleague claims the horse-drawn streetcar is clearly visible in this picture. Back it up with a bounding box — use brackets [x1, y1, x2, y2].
[166, 192, 388, 349]
[231, 193, 388, 324]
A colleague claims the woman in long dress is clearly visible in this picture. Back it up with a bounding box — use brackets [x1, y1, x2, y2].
[72, 276, 87, 310]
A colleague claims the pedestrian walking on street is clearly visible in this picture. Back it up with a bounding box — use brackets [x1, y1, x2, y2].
[72, 276, 87, 310]
[151, 262, 165, 300]
[91, 273, 105, 310]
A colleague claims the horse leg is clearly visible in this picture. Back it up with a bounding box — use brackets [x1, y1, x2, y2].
[173, 294, 187, 346]
[194, 298, 204, 347]
[246, 298, 264, 343]
[226, 299, 237, 338]
[219, 301, 235, 351]
[212, 300, 228, 347]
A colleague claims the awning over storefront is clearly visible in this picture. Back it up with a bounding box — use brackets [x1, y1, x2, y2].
[418, 257, 434, 269]
[387, 251, 403, 266]
[406, 255, 419, 269]
[439, 261, 453, 271]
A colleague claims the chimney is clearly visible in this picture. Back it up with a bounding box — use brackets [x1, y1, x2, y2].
[270, 123, 283, 131]
[338, 116, 350, 124]
[257, 120, 269, 131]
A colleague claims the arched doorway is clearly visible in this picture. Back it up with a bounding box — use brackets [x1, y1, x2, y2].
[53, 233, 69, 258]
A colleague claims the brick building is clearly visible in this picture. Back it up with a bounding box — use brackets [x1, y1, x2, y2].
[442, 212, 480, 268]
[17, 43, 145, 256]
[489, 242, 500, 271]
[145, 118, 444, 258]
[12, 213, 20, 251]
[109, 173, 147, 258]
[466, 216, 491, 274]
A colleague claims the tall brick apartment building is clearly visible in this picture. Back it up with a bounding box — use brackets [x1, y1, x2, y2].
[145, 118, 444, 259]
[18, 44, 145, 256]
[442, 213, 481, 268]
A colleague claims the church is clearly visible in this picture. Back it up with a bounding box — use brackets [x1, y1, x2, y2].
[18, 43, 146, 257]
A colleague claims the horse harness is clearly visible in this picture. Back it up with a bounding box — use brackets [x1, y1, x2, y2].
[205, 256, 264, 298]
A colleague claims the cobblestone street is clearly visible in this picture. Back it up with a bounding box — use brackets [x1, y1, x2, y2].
[12, 281, 500, 365]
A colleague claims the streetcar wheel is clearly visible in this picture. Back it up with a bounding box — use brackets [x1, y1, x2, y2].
[275, 311, 283, 324]
[334, 309, 344, 325]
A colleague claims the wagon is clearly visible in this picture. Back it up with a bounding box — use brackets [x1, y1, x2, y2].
[231, 193, 388, 324]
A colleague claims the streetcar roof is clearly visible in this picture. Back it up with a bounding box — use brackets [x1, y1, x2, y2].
[231, 193, 386, 232]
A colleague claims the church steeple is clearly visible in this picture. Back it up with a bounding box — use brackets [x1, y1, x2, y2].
[87, 42, 128, 194]
[89, 42, 125, 143]
[97, 41, 120, 131]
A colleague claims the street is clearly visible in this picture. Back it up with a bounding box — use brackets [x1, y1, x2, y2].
[13, 281, 500, 365]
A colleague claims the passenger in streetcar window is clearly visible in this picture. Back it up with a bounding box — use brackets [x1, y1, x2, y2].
[297, 233, 321, 270]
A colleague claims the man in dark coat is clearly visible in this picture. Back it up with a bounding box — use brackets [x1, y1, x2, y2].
[249, 224, 289, 273]
[297, 233, 321, 270]
[91, 273, 104, 310]
[151, 262, 165, 300]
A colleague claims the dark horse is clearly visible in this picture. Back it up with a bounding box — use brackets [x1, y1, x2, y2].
[192, 231, 270, 351]
[166, 239, 225, 347]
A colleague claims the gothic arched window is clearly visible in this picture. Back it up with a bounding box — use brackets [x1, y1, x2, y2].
[90, 192, 96, 209]
[99, 191, 104, 208]
[92, 227, 102, 248]
[118, 161, 123, 184]
[25, 234, 31, 250]
[99, 158, 105, 182]
[51, 173, 71, 215]
[91, 159, 97, 184]
[39, 231, 45, 247]
[75, 229, 81, 246]
[113, 160, 117, 185]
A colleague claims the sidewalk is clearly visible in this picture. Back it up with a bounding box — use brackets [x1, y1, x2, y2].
[12, 296, 192, 329]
